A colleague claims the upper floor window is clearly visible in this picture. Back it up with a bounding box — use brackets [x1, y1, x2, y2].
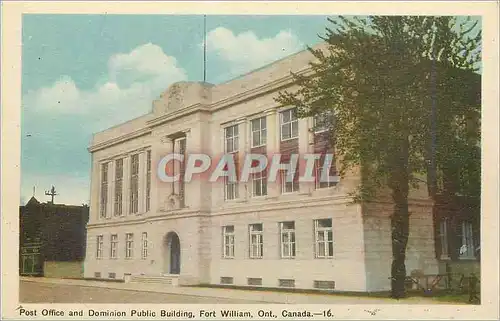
[222, 226, 235, 258]
[315, 158, 337, 189]
[315, 219, 333, 258]
[114, 159, 123, 216]
[225, 125, 239, 153]
[313, 110, 334, 134]
[249, 223, 263, 259]
[280, 109, 298, 141]
[145, 151, 152, 212]
[129, 154, 139, 214]
[251, 117, 267, 147]
[100, 163, 109, 218]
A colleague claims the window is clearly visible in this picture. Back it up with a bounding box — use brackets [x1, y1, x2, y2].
[100, 164, 108, 218]
[224, 125, 239, 153]
[108, 272, 116, 279]
[315, 158, 337, 189]
[129, 154, 139, 214]
[251, 117, 267, 147]
[224, 125, 239, 201]
[222, 226, 235, 258]
[459, 221, 475, 259]
[220, 277, 234, 285]
[110, 234, 118, 259]
[280, 221, 296, 258]
[280, 109, 298, 141]
[439, 218, 449, 258]
[141, 232, 148, 259]
[145, 151, 151, 212]
[125, 233, 134, 258]
[315, 219, 334, 258]
[313, 110, 334, 133]
[279, 279, 295, 288]
[114, 159, 123, 216]
[96, 235, 103, 259]
[252, 171, 267, 197]
[176, 138, 186, 207]
[280, 169, 299, 193]
[249, 224, 263, 258]
[247, 278, 263, 286]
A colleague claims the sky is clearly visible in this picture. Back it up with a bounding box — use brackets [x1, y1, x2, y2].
[21, 14, 333, 205]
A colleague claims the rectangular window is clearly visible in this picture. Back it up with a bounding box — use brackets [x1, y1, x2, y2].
[459, 221, 475, 259]
[315, 158, 337, 189]
[145, 151, 151, 212]
[249, 223, 263, 259]
[280, 169, 299, 194]
[177, 138, 186, 207]
[220, 277, 234, 285]
[224, 125, 239, 153]
[129, 154, 139, 214]
[96, 235, 103, 259]
[252, 171, 267, 197]
[224, 125, 239, 201]
[280, 109, 298, 141]
[114, 159, 123, 216]
[110, 234, 118, 259]
[222, 226, 235, 258]
[141, 232, 148, 259]
[280, 221, 296, 258]
[313, 110, 334, 133]
[100, 163, 108, 218]
[315, 219, 334, 258]
[125, 233, 134, 258]
[439, 218, 449, 258]
[251, 117, 267, 147]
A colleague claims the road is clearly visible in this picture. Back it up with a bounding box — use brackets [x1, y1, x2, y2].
[20, 281, 259, 304]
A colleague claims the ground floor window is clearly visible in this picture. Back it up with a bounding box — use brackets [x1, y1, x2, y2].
[249, 223, 263, 258]
[315, 219, 333, 258]
[125, 233, 134, 258]
[222, 226, 235, 258]
[280, 221, 296, 258]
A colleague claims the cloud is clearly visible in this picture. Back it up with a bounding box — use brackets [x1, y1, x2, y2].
[21, 43, 187, 205]
[24, 43, 187, 130]
[206, 27, 304, 78]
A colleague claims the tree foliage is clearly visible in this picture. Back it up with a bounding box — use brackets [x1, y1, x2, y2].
[275, 16, 481, 298]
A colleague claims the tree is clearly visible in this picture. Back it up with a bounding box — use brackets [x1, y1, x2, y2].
[275, 16, 481, 298]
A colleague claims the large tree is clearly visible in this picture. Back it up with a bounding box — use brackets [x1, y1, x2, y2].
[276, 16, 481, 298]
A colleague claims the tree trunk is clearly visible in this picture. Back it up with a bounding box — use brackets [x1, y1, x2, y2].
[389, 137, 410, 299]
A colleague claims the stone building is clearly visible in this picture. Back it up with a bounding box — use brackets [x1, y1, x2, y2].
[84, 44, 445, 292]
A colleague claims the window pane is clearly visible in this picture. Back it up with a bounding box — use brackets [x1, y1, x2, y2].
[318, 219, 332, 228]
[328, 242, 333, 256]
[282, 124, 291, 139]
[252, 119, 260, 131]
[318, 243, 325, 256]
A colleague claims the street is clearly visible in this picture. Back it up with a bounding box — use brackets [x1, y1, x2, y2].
[20, 281, 259, 304]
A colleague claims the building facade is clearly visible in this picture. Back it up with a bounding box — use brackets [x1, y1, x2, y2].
[84, 45, 442, 292]
[19, 197, 89, 278]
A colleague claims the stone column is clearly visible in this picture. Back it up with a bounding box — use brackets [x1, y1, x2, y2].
[122, 155, 130, 216]
[137, 151, 146, 214]
[106, 160, 114, 218]
[265, 108, 279, 198]
[108, 160, 115, 218]
[298, 117, 313, 194]
[236, 117, 248, 201]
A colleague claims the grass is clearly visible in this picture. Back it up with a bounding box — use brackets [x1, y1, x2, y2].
[189, 284, 480, 304]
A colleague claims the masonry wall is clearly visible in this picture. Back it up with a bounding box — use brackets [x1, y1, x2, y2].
[84, 214, 208, 284]
[362, 201, 439, 291]
[210, 199, 367, 291]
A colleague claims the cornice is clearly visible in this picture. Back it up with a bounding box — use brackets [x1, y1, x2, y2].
[88, 127, 152, 153]
[87, 66, 314, 153]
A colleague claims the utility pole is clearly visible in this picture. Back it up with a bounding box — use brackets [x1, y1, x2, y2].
[45, 186, 58, 204]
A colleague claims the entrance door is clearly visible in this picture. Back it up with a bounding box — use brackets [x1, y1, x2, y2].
[165, 232, 180, 275]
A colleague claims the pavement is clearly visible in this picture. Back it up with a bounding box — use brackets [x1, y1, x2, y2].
[20, 277, 441, 304]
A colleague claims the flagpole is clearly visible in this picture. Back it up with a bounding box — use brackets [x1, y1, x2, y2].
[203, 14, 207, 83]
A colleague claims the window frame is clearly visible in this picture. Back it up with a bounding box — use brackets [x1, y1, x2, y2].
[110, 234, 118, 259]
[114, 158, 123, 216]
[141, 232, 148, 259]
[145, 150, 152, 212]
[251, 116, 267, 148]
[280, 109, 299, 141]
[249, 223, 264, 259]
[125, 233, 134, 259]
[96, 235, 103, 259]
[280, 221, 296, 259]
[100, 163, 109, 218]
[129, 154, 139, 214]
[314, 219, 334, 258]
[222, 226, 235, 259]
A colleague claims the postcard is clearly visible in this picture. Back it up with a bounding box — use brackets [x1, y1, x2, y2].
[1, 1, 499, 320]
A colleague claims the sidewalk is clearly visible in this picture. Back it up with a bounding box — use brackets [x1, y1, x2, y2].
[20, 277, 440, 304]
